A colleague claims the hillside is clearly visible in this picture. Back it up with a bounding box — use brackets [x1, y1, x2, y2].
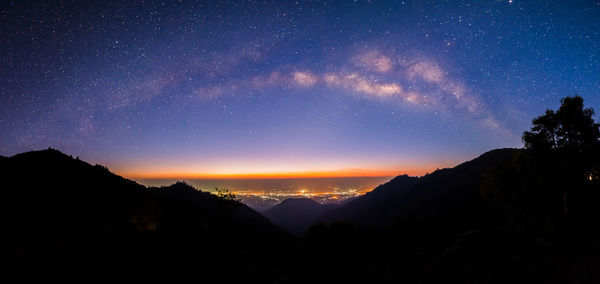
[0, 149, 291, 283]
[263, 198, 338, 235]
[3, 146, 600, 283]
[319, 148, 518, 228]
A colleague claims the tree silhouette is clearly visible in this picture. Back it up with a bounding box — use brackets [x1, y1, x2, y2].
[481, 96, 600, 238]
[521, 95, 600, 227]
[215, 187, 238, 202]
[523, 95, 600, 153]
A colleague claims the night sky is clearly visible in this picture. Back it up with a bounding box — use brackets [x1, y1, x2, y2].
[1, 0, 599, 178]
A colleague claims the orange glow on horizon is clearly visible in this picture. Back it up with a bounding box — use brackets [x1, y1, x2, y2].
[121, 167, 431, 180]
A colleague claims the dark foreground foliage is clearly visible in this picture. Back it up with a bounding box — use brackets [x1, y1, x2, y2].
[2, 95, 600, 283]
[301, 95, 600, 283]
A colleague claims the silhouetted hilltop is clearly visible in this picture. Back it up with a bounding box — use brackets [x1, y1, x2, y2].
[263, 198, 338, 235]
[3, 96, 599, 283]
[319, 148, 519, 227]
[0, 148, 291, 283]
[4, 145, 600, 283]
[149, 181, 274, 230]
[302, 147, 600, 283]
[0, 149, 274, 232]
[302, 97, 600, 283]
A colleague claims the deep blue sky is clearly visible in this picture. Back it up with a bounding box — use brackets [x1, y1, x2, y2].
[1, 0, 599, 177]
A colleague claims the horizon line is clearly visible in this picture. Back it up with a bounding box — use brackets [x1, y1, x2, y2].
[130, 174, 399, 180]
[123, 170, 422, 180]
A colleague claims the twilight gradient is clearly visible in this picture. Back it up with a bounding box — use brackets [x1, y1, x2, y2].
[1, 1, 599, 178]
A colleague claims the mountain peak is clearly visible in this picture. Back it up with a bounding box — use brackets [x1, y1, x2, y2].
[319, 148, 520, 227]
[278, 198, 321, 206]
[11, 147, 72, 160]
[264, 198, 339, 235]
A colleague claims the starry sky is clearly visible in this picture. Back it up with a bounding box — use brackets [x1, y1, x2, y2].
[1, 0, 599, 178]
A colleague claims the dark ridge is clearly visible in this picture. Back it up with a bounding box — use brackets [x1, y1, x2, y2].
[319, 148, 519, 227]
[0, 148, 292, 283]
[263, 198, 339, 235]
[5, 145, 600, 283]
[149, 181, 275, 230]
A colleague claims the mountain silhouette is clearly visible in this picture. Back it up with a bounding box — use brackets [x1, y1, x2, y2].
[4, 97, 600, 283]
[4, 146, 600, 283]
[263, 198, 338, 235]
[0, 148, 290, 283]
[319, 148, 519, 228]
